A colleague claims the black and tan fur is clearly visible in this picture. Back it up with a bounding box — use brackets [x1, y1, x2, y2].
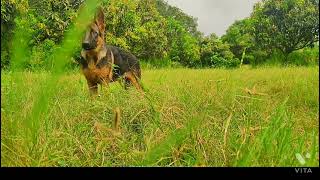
[80, 8, 142, 95]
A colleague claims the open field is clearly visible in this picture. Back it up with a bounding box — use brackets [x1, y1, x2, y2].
[1, 66, 319, 167]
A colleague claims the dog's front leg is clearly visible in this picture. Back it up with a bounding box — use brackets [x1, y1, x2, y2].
[87, 81, 98, 96]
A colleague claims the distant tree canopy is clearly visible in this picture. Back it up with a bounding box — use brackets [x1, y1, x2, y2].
[221, 18, 254, 64]
[155, 0, 202, 38]
[251, 0, 319, 59]
[223, 0, 319, 65]
[1, 0, 319, 70]
[201, 33, 239, 68]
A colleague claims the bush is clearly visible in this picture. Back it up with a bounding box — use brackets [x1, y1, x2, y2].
[140, 57, 183, 69]
[27, 39, 56, 70]
[288, 47, 319, 66]
[263, 46, 319, 67]
[210, 53, 240, 68]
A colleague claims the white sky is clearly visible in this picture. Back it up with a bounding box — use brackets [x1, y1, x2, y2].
[165, 0, 261, 37]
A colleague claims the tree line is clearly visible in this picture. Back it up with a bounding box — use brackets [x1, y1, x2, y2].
[1, 0, 319, 70]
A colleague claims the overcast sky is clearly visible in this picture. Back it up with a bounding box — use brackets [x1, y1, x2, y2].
[165, 0, 261, 37]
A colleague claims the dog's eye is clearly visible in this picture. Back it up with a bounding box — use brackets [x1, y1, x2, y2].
[91, 31, 98, 37]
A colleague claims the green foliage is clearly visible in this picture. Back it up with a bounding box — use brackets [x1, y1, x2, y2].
[249, 49, 269, 66]
[222, 0, 319, 66]
[10, 12, 35, 70]
[28, 0, 81, 43]
[1, 0, 319, 69]
[200, 34, 240, 68]
[1, 0, 82, 69]
[28, 39, 57, 70]
[221, 18, 254, 64]
[140, 57, 183, 69]
[251, 0, 319, 57]
[102, 0, 200, 65]
[264, 46, 319, 66]
[155, 0, 201, 38]
[209, 54, 240, 68]
[1, 0, 205, 69]
[166, 18, 201, 67]
[1, 0, 29, 69]
[288, 46, 319, 66]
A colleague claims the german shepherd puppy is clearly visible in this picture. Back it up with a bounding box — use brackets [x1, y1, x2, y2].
[80, 8, 142, 96]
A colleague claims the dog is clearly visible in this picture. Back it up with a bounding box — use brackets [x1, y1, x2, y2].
[79, 8, 143, 96]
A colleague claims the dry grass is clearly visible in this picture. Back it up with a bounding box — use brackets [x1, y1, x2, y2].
[1, 66, 319, 167]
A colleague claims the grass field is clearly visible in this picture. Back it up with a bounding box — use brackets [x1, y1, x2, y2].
[1, 66, 319, 167]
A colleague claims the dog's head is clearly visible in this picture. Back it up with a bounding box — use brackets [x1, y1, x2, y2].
[82, 8, 105, 50]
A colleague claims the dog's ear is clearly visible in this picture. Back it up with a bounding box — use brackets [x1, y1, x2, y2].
[95, 7, 105, 33]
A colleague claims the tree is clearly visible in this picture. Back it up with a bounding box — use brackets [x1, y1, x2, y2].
[251, 0, 319, 61]
[155, 0, 202, 39]
[28, 0, 81, 44]
[103, 0, 168, 60]
[166, 17, 200, 67]
[221, 18, 255, 64]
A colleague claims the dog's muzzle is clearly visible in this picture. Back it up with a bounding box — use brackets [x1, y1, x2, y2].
[82, 42, 92, 50]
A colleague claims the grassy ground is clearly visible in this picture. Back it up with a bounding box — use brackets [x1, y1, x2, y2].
[1, 66, 319, 167]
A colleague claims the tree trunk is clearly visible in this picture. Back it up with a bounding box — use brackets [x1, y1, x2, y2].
[283, 52, 290, 65]
[240, 47, 247, 68]
[281, 48, 291, 65]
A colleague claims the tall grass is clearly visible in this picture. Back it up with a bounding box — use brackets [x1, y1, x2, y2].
[1, 67, 318, 166]
[1, 0, 318, 168]
[234, 98, 318, 166]
[4, 0, 104, 162]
